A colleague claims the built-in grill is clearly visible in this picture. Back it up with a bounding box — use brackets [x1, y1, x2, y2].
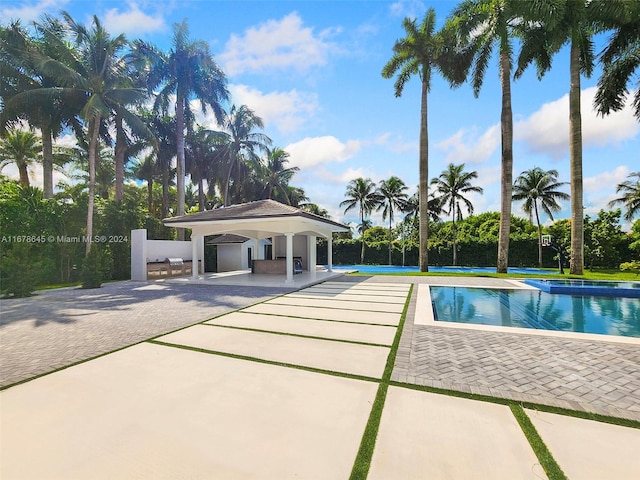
[164, 257, 185, 275]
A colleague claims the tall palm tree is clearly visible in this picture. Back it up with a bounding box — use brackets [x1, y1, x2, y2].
[451, 0, 528, 273]
[0, 129, 41, 187]
[1, 18, 78, 198]
[11, 13, 144, 254]
[185, 126, 223, 211]
[512, 167, 570, 266]
[431, 163, 483, 266]
[220, 104, 271, 206]
[377, 176, 409, 266]
[340, 177, 381, 264]
[146, 114, 178, 219]
[382, 8, 470, 272]
[609, 172, 640, 222]
[515, 0, 626, 274]
[135, 19, 228, 233]
[261, 147, 299, 204]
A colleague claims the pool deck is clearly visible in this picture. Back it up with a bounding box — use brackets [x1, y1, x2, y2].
[1, 275, 639, 479]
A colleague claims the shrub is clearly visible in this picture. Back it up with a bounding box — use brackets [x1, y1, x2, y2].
[0, 244, 41, 298]
[81, 246, 110, 289]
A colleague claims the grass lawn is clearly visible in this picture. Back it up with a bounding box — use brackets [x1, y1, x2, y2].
[347, 268, 639, 281]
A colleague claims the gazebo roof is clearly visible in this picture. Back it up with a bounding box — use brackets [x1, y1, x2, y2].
[164, 199, 349, 239]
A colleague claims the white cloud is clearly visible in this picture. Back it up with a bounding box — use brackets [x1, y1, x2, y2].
[103, 3, 166, 36]
[219, 12, 338, 76]
[314, 166, 378, 185]
[584, 165, 630, 194]
[229, 84, 318, 134]
[372, 132, 418, 154]
[0, 0, 68, 24]
[436, 124, 500, 164]
[515, 87, 639, 159]
[390, 0, 426, 19]
[284, 136, 361, 169]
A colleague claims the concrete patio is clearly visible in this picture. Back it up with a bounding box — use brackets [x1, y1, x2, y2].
[1, 276, 639, 479]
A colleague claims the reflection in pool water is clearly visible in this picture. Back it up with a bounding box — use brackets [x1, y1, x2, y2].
[430, 286, 640, 338]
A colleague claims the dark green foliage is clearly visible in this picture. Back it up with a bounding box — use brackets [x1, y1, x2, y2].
[0, 243, 41, 297]
[81, 245, 110, 289]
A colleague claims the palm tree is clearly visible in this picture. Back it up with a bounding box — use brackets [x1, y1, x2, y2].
[609, 172, 640, 222]
[451, 0, 528, 273]
[594, 2, 640, 121]
[135, 19, 228, 233]
[220, 104, 271, 206]
[1, 18, 78, 198]
[377, 176, 409, 265]
[431, 163, 483, 265]
[146, 114, 177, 219]
[186, 126, 223, 211]
[261, 147, 299, 204]
[340, 177, 381, 264]
[382, 8, 470, 272]
[0, 129, 41, 187]
[10, 13, 143, 254]
[512, 167, 570, 266]
[515, 1, 627, 274]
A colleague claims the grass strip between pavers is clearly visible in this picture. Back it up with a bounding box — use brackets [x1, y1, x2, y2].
[147, 339, 381, 384]
[510, 405, 568, 480]
[264, 300, 403, 314]
[200, 322, 392, 348]
[348, 284, 413, 480]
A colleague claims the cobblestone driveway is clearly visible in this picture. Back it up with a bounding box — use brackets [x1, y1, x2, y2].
[0, 281, 290, 388]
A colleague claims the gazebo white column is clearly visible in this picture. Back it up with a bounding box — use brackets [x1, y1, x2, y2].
[327, 235, 333, 272]
[285, 233, 294, 283]
[308, 235, 316, 272]
[191, 234, 201, 279]
[254, 238, 260, 261]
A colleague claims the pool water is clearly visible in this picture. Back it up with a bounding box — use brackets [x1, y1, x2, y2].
[430, 286, 640, 338]
[333, 265, 555, 275]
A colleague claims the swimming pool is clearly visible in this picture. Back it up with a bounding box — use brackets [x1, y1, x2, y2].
[525, 279, 640, 298]
[333, 265, 555, 275]
[430, 286, 640, 338]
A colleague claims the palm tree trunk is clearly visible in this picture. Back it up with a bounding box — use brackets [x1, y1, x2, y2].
[497, 52, 513, 273]
[18, 162, 30, 188]
[114, 114, 126, 203]
[198, 177, 205, 211]
[86, 115, 100, 256]
[388, 210, 393, 266]
[452, 205, 457, 266]
[147, 177, 153, 214]
[569, 42, 584, 275]
[175, 90, 186, 240]
[534, 201, 543, 267]
[41, 125, 54, 198]
[161, 166, 169, 219]
[360, 209, 365, 264]
[419, 80, 429, 272]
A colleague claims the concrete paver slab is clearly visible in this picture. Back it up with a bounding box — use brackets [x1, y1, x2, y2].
[266, 296, 404, 313]
[369, 387, 546, 480]
[243, 303, 401, 325]
[287, 291, 407, 304]
[320, 281, 411, 291]
[304, 286, 410, 297]
[0, 342, 377, 480]
[205, 311, 396, 345]
[156, 324, 390, 378]
[526, 409, 640, 480]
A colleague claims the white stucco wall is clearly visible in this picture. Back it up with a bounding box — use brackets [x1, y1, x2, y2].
[272, 234, 309, 269]
[146, 240, 192, 262]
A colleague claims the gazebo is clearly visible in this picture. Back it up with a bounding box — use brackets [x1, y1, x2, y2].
[163, 199, 350, 284]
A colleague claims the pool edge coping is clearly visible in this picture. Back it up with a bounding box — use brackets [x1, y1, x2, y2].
[415, 283, 640, 346]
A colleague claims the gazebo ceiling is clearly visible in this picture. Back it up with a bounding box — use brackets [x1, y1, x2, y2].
[164, 199, 349, 239]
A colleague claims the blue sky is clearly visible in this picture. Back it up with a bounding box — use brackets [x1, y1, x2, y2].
[2, 0, 638, 231]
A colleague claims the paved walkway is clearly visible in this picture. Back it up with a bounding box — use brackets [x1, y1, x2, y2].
[2, 276, 639, 479]
[0, 281, 291, 388]
[382, 276, 640, 421]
